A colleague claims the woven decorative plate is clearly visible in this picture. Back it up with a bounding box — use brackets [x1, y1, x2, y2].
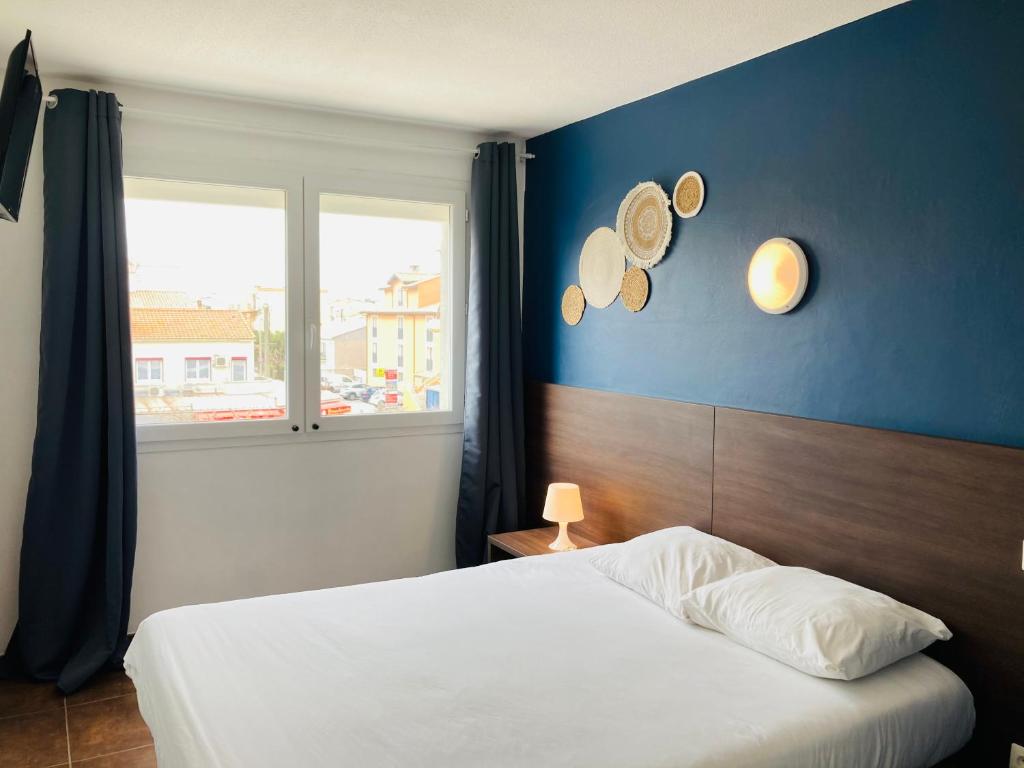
[579, 227, 626, 308]
[616, 181, 672, 268]
[673, 171, 705, 218]
[561, 285, 585, 325]
[620, 266, 650, 312]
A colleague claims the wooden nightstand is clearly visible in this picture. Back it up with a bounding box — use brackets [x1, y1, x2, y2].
[487, 527, 600, 563]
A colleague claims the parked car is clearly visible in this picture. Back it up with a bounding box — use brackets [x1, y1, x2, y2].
[340, 384, 368, 401]
[321, 373, 356, 393]
[369, 389, 403, 408]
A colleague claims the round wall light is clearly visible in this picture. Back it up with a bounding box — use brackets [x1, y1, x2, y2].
[747, 237, 809, 314]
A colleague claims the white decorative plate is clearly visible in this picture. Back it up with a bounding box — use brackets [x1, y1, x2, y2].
[616, 181, 672, 268]
[578, 227, 626, 308]
[673, 171, 705, 218]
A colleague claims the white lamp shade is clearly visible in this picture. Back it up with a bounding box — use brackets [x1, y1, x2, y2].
[747, 237, 809, 314]
[542, 483, 584, 523]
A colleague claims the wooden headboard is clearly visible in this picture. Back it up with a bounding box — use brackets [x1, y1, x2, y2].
[524, 381, 713, 541]
[526, 381, 1024, 763]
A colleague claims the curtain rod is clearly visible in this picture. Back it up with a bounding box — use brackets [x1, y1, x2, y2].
[42, 94, 534, 161]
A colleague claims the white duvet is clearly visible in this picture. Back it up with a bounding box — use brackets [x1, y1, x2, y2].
[125, 548, 974, 767]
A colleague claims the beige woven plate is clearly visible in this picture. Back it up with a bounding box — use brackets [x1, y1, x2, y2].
[620, 267, 650, 312]
[616, 181, 672, 268]
[672, 171, 705, 218]
[561, 285, 585, 325]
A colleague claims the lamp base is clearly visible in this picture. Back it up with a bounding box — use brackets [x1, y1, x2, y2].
[548, 521, 577, 552]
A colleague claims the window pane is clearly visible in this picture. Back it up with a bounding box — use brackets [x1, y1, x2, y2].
[125, 178, 287, 425]
[143, 361, 157, 381]
[318, 194, 450, 416]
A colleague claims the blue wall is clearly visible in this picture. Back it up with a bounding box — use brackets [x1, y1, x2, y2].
[523, 0, 1024, 448]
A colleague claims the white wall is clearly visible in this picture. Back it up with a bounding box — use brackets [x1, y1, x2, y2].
[0, 77, 492, 639]
[0, 101, 44, 645]
[132, 341, 254, 388]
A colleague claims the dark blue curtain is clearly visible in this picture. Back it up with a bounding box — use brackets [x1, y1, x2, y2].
[2, 89, 137, 693]
[455, 142, 525, 567]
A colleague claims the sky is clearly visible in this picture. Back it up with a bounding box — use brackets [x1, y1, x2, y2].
[124, 184, 446, 311]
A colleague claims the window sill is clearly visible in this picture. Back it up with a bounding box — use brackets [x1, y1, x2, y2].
[136, 421, 464, 454]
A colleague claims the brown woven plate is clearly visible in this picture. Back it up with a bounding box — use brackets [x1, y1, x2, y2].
[620, 267, 650, 312]
[672, 171, 705, 218]
[561, 284, 585, 325]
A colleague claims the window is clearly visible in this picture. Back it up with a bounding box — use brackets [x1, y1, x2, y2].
[425, 327, 434, 344]
[426, 346, 434, 373]
[125, 178, 288, 430]
[135, 358, 163, 384]
[316, 192, 455, 419]
[185, 357, 212, 382]
[125, 171, 464, 442]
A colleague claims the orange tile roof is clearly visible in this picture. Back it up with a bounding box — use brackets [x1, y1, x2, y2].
[129, 290, 193, 308]
[131, 308, 255, 342]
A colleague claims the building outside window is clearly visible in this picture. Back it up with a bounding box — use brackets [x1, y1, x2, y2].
[359, 262, 445, 412]
[231, 357, 247, 382]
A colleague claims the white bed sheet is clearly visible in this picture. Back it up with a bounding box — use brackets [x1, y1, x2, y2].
[125, 547, 974, 768]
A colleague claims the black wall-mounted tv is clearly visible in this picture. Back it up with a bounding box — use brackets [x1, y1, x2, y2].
[0, 30, 42, 223]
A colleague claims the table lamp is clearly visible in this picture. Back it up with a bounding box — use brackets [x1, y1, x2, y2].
[542, 482, 585, 551]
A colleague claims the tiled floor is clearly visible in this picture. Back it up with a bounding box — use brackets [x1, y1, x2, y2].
[0, 670, 154, 767]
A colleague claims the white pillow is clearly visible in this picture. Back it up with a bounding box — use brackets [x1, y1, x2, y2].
[589, 526, 775, 620]
[680, 566, 952, 680]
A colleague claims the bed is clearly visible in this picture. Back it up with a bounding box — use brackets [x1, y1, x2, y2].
[125, 546, 974, 768]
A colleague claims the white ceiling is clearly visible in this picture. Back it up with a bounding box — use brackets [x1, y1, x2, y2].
[2, 1, 902, 137]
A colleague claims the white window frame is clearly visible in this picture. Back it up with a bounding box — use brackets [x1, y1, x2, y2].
[184, 357, 213, 383]
[230, 357, 247, 382]
[135, 358, 163, 384]
[124, 163, 305, 445]
[124, 157, 466, 448]
[303, 176, 466, 434]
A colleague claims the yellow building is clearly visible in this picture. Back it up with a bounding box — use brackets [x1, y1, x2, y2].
[363, 271, 442, 403]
